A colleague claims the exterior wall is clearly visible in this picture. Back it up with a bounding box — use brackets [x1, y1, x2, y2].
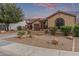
[48, 13, 75, 28]
[45, 20, 48, 29]
[0, 23, 6, 30]
[27, 23, 32, 30]
[10, 21, 26, 30]
[32, 21, 41, 30]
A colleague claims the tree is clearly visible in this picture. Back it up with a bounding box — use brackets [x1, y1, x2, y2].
[0, 4, 24, 31]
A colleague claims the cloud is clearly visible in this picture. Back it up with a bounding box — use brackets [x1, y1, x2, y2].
[33, 3, 57, 9]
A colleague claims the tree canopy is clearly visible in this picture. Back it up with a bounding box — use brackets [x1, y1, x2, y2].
[0, 4, 24, 31]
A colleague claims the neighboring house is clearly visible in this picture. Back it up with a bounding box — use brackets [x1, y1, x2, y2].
[47, 11, 76, 29]
[26, 18, 47, 31]
[10, 20, 26, 30]
[0, 20, 26, 31]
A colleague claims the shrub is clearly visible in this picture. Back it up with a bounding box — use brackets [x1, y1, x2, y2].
[29, 34, 32, 38]
[44, 29, 49, 34]
[26, 29, 32, 38]
[73, 25, 79, 37]
[10, 29, 15, 32]
[60, 26, 72, 36]
[27, 30, 31, 34]
[17, 30, 26, 38]
[22, 26, 27, 30]
[17, 26, 22, 31]
[49, 27, 57, 35]
[51, 40, 58, 45]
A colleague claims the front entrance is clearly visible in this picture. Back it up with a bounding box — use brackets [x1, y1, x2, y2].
[34, 24, 40, 31]
[55, 18, 65, 29]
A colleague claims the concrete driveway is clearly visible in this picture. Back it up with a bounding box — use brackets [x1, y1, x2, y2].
[0, 33, 17, 39]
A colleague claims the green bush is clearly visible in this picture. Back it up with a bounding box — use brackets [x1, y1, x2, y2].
[27, 29, 31, 34]
[60, 26, 72, 36]
[49, 27, 57, 35]
[73, 25, 79, 37]
[17, 30, 26, 38]
[44, 29, 49, 34]
[26, 29, 32, 38]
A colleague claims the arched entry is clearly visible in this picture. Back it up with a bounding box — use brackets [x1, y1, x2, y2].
[55, 18, 65, 29]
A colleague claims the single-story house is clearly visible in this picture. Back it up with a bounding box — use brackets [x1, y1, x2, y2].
[26, 18, 47, 31]
[27, 11, 78, 31]
[10, 20, 26, 30]
[0, 20, 27, 31]
[46, 11, 76, 29]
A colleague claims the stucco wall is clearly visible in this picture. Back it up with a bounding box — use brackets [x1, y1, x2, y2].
[48, 13, 75, 27]
[10, 21, 26, 30]
[32, 21, 40, 30]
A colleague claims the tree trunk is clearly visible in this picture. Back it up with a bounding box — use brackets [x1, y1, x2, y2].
[5, 24, 9, 31]
[4, 24, 6, 31]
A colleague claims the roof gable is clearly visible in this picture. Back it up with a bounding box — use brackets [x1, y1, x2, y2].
[27, 18, 47, 24]
[46, 11, 76, 19]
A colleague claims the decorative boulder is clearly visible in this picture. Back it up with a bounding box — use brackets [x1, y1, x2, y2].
[67, 36, 73, 40]
[22, 35, 26, 38]
[0, 30, 6, 33]
[51, 39, 58, 45]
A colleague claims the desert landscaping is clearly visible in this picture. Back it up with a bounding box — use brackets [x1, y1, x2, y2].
[2, 22, 79, 52]
[4, 34, 73, 51]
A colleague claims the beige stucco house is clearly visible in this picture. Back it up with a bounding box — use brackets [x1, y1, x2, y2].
[26, 11, 77, 30]
[26, 18, 47, 31]
[32, 19, 41, 30]
[47, 11, 76, 29]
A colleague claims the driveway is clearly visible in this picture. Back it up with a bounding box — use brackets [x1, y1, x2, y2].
[0, 33, 18, 55]
[0, 33, 17, 39]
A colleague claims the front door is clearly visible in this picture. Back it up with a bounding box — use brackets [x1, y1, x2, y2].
[55, 18, 65, 29]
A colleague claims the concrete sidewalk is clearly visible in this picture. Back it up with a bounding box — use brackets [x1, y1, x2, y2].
[0, 41, 79, 56]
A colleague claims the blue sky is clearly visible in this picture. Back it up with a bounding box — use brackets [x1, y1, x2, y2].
[17, 3, 79, 18]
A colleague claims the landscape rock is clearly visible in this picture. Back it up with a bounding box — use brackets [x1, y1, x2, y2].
[0, 31, 6, 33]
[67, 36, 73, 40]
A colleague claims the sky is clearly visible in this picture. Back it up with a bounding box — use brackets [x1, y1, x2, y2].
[17, 3, 79, 19]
